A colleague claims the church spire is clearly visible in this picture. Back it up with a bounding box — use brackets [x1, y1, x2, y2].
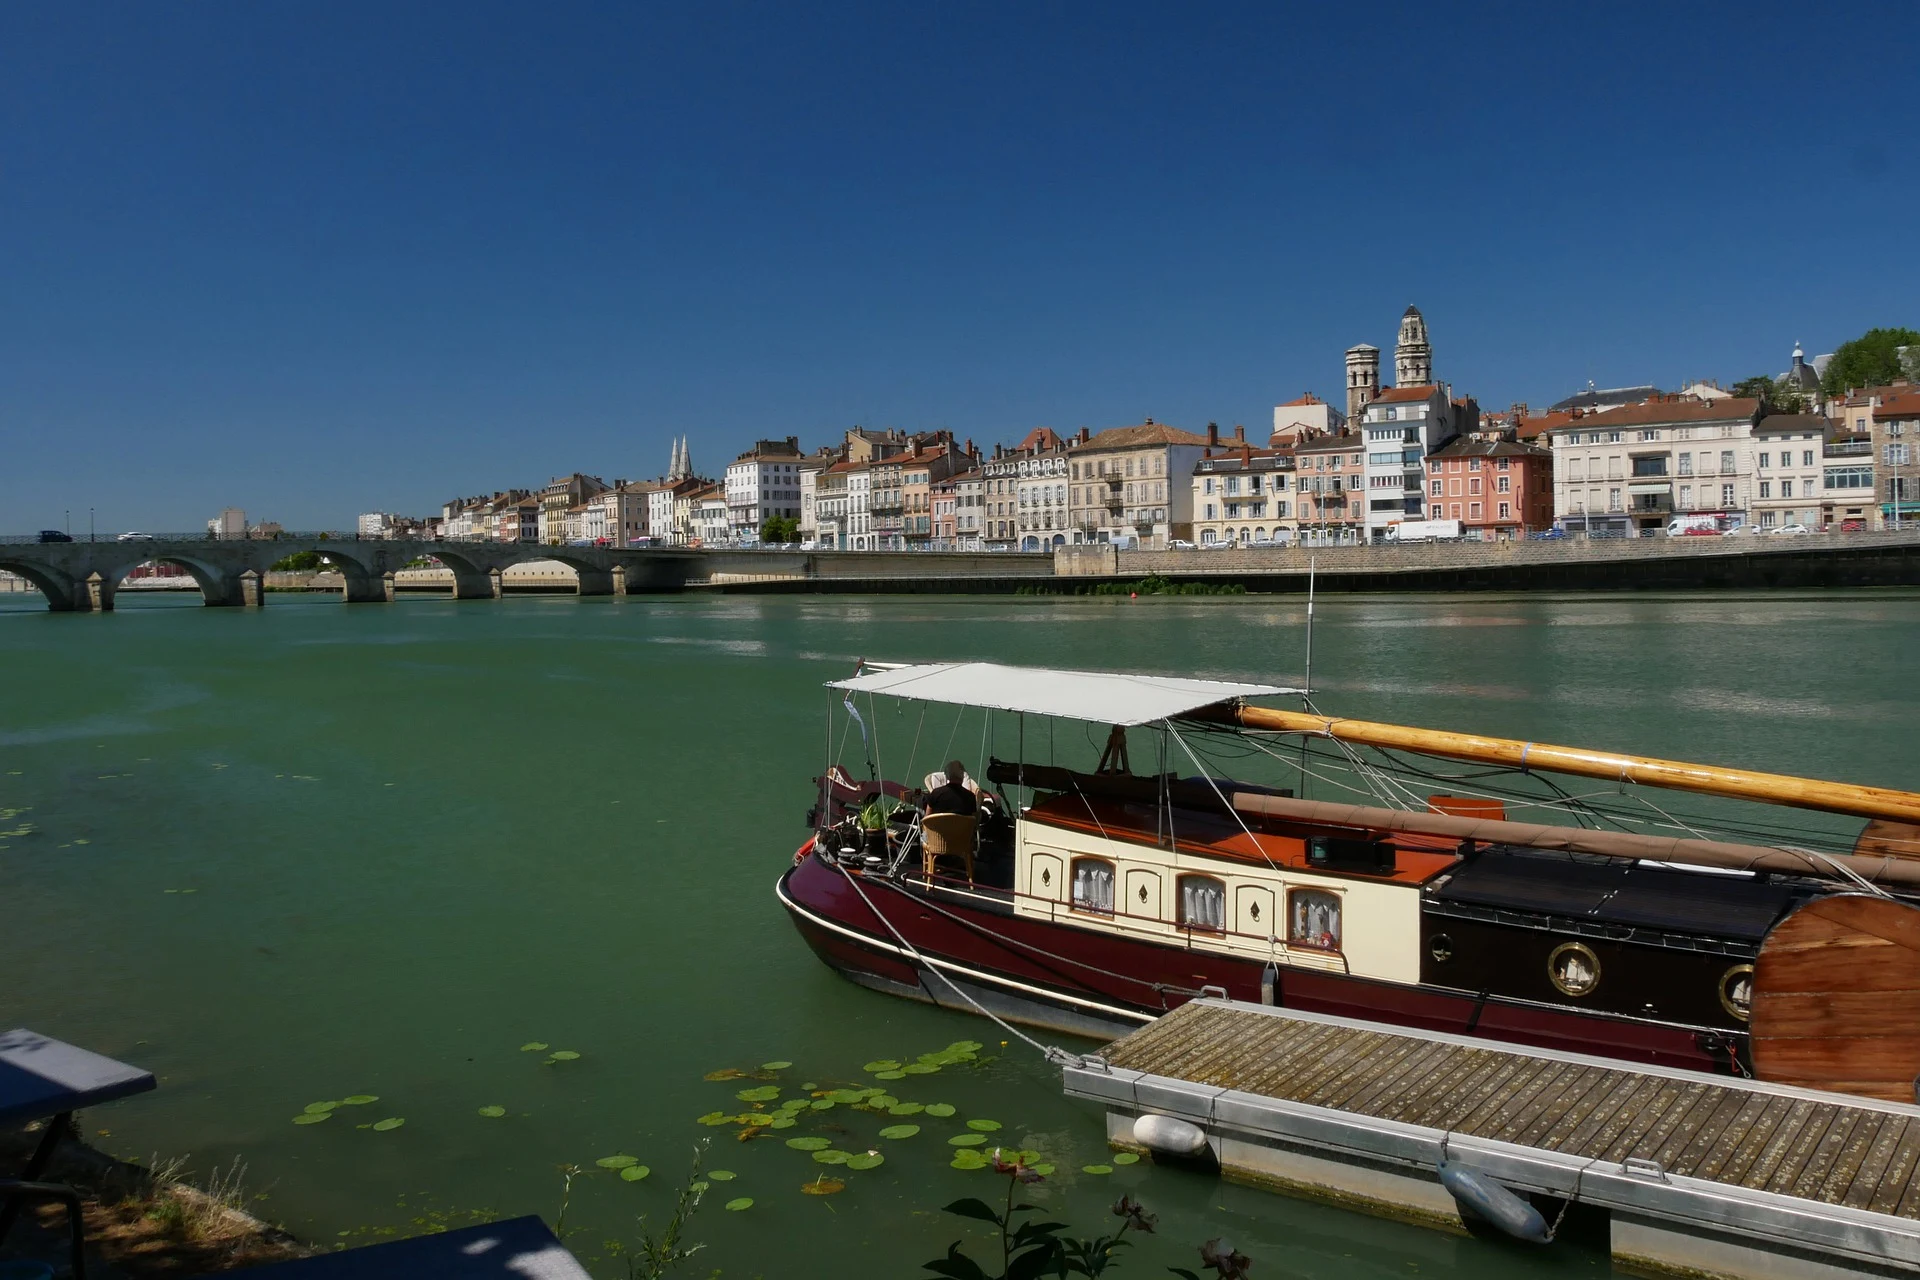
[1394, 305, 1432, 388]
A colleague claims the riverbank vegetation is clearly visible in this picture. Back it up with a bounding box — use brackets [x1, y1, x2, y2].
[1015, 576, 1246, 597]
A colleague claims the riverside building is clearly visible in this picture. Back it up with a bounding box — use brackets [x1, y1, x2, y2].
[1190, 427, 1297, 546]
[1544, 396, 1764, 537]
[1066, 420, 1207, 547]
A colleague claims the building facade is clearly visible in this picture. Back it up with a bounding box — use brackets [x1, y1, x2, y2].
[1749, 415, 1831, 531]
[953, 469, 983, 550]
[1291, 433, 1367, 544]
[1066, 421, 1207, 547]
[1876, 390, 1920, 528]
[1271, 393, 1346, 447]
[1191, 435, 1297, 546]
[1424, 438, 1554, 540]
[724, 437, 806, 539]
[1545, 397, 1765, 536]
[1358, 384, 1472, 541]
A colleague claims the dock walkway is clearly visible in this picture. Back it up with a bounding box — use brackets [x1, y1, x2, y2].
[1064, 998, 1920, 1279]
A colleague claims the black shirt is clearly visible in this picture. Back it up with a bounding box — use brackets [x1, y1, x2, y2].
[924, 781, 979, 817]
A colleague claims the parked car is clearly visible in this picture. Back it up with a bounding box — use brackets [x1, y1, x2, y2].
[115, 531, 155, 542]
[1201, 539, 1237, 550]
[1167, 539, 1196, 550]
[1680, 526, 1721, 536]
[36, 530, 73, 543]
[1769, 523, 1812, 536]
[1840, 520, 1866, 532]
[1532, 528, 1567, 540]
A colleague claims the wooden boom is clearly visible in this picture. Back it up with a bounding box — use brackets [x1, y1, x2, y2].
[1217, 705, 1920, 827]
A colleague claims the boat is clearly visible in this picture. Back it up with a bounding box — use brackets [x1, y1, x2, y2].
[776, 660, 1920, 1101]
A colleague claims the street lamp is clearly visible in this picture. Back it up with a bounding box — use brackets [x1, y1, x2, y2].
[89, 508, 95, 543]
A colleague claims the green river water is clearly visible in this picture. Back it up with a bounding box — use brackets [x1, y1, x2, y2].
[2, 589, 1917, 1278]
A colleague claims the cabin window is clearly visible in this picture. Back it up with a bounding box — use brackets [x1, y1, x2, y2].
[1071, 859, 1115, 915]
[1548, 941, 1601, 997]
[1178, 876, 1226, 933]
[1719, 964, 1753, 1022]
[1288, 888, 1341, 951]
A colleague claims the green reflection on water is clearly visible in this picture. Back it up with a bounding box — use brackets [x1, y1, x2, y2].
[2, 589, 1915, 1278]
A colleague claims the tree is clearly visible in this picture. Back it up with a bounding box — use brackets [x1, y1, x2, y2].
[1730, 376, 1809, 416]
[759, 515, 800, 544]
[1821, 327, 1920, 397]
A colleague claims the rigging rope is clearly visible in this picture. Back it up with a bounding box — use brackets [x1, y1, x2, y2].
[831, 859, 1088, 1068]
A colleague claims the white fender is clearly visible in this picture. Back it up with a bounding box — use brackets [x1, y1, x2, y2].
[1132, 1113, 1209, 1157]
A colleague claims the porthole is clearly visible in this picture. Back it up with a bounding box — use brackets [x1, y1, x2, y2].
[1429, 934, 1453, 963]
[1719, 964, 1753, 1022]
[1547, 941, 1601, 998]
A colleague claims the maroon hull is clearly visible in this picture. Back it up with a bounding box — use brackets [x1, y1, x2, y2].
[778, 849, 1737, 1073]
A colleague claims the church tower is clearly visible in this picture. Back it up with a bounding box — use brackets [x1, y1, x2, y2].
[1394, 305, 1432, 387]
[1345, 344, 1381, 421]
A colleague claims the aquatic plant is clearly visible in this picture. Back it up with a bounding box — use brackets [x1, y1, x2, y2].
[624, 1143, 710, 1280]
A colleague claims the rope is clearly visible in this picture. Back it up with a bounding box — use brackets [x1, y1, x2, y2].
[832, 860, 1087, 1068]
[1164, 722, 1283, 876]
[1544, 1156, 1600, 1242]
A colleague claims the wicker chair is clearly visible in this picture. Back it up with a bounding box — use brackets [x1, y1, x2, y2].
[920, 812, 977, 882]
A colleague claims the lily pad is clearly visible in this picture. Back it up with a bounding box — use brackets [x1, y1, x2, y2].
[704, 1068, 746, 1081]
[596, 1156, 640, 1170]
[736, 1085, 780, 1102]
[760, 1060, 792, 1071]
[924, 1104, 956, 1118]
[825, 1089, 864, 1104]
[785, 1137, 830, 1151]
[371, 1118, 405, 1132]
[724, 1197, 753, 1211]
[872, 1070, 906, 1081]
[878, 1124, 920, 1140]
[292, 1113, 331, 1125]
[950, 1151, 989, 1170]
[862, 1060, 900, 1073]
[707, 1169, 736, 1181]
[620, 1165, 651, 1182]
[1113, 1152, 1141, 1165]
[1032, 1163, 1056, 1176]
[1081, 1164, 1113, 1175]
[304, 1101, 339, 1114]
[902, 1063, 938, 1075]
[809, 1099, 834, 1111]
[520, 1042, 549, 1052]
[696, 1111, 731, 1126]
[966, 1119, 1002, 1132]
[868, 1095, 899, 1111]
[741, 1113, 774, 1127]
[948, 1134, 986, 1147]
[811, 1149, 851, 1165]
[341, 1095, 378, 1106]
[769, 1117, 796, 1129]
[845, 1152, 884, 1170]
[548, 1051, 580, 1061]
[478, 1106, 507, 1118]
[948, 1040, 984, 1052]
[888, 1102, 924, 1116]
[800, 1177, 845, 1196]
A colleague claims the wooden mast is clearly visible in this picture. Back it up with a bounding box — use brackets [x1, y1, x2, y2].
[1218, 705, 1920, 827]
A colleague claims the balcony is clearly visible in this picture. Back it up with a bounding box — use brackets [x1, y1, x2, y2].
[1103, 494, 1123, 511]
[1827, 441, 1872, 458]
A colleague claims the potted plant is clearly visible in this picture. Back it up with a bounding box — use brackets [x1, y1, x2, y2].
[857, 796, 895, 859]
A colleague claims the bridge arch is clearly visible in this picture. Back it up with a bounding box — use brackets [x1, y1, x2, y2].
[0, 557, 80, 611]
[102, 554, 250, 608]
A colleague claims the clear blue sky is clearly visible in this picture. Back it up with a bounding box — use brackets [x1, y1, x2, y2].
[4, 2, 1914, 532]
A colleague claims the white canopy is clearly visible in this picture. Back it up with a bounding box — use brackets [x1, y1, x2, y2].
[826, 662, 1297, 727]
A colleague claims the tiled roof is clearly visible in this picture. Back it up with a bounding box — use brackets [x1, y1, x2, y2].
[1538, 396, 1761, 430]
[1371, 385, 1440, 405]
[1074, 422, 1209, 450]
[1430, 437, 1551, 460]
[1874, 392, 1920, 419]
[1754, 413, 1833, 435]
[1015, 426, 1067, 453]
[1278, 393, 1326, 407]
[1843, 383, 1916, 407]
[1294, 432, 1366, 453]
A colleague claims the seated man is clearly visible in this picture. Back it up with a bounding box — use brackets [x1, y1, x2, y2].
[924, 760, 979, 817]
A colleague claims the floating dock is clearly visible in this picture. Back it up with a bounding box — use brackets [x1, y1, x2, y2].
[1063, 998, 1920, 1279]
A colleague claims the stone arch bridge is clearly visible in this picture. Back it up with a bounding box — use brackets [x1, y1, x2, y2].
[0, 538, 705, 611]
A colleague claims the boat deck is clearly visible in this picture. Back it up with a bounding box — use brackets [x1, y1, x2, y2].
[1065, 999, 1920, 1277]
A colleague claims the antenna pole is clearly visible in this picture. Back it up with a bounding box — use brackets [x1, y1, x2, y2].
[1300, 556, 1317, 799]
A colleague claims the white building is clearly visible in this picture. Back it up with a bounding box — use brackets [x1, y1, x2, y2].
[953, 469, 983, 550]
[208, 508, 246, 540]
[1271, 393, 1345, 446]
[357, 512, 394, 538]
[1356, 385, 1473, 541]
[847, 469, 873, 550]
[724, 437, 806, 538]
[1545, 396, 1764, 536]
[693, 488, 730, 545]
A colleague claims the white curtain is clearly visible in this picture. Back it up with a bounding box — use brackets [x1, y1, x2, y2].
[1181, 878, 1225, 931]
[1072, 861, 1114, 914]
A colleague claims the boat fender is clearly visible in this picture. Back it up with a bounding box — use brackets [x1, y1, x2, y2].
[1260, 961, 1279, 1007]
[1437, 1160, 1550, 1243]
[1132, 1113, 1209, 1158]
